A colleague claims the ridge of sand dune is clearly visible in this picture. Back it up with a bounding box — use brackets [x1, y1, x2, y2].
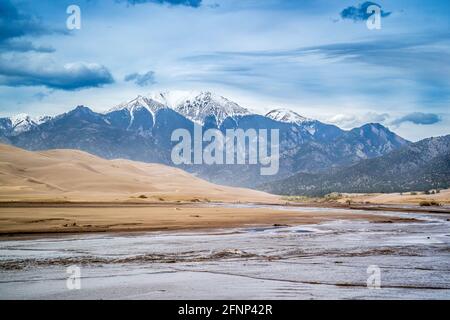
[0, 144, 279, 203]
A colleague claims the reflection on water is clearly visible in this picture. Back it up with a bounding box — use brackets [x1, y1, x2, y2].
[0, 207, 449, 299]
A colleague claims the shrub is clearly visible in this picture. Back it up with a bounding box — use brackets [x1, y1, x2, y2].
[420, 200, 441, 207]
[325, 193, 343, 201]
[282, 196, 310, 202]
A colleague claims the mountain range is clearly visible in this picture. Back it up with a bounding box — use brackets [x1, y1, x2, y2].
[1, 91, 412, 188]
[259, 135, 450, 196]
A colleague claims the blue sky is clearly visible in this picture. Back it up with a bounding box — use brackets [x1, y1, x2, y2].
[0, 0, 449, 141]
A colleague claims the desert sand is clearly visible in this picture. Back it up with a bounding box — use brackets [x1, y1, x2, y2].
[0, 144, 278, 204]
[0, 203, 417, 236]
[335, 190, 450, 206]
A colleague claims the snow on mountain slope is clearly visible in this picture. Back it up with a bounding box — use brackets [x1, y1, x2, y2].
[109, 95, 166, 116]
[110, 91, 251, 126]
[174, 91, 251, 125]
[107, 95, 169, 131]
[266, 109, 311, 125]
[11, 114, 38, 134]
[3, 114, 52, 135]
[148, 90, 198, 109]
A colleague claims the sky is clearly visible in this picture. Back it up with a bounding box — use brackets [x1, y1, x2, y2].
[0, 0, 449, 141]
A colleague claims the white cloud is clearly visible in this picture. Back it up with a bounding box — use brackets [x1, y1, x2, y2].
[327, 112, 390, 129]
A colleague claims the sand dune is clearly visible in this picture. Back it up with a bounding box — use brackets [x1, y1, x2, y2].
[0, 144, 278, 203]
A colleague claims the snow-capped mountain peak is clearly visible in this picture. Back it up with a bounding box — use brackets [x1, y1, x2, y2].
[108, 91, 251, 125]
[2, 113, 52, 135]
[109, 95, 166, 116]
[148, 90, 198, 109]
[11, 113, 32, 125]
[10, 113, 37, 134]
[105, 96, 169, 132]
[174, 91, 251, 125]
[266, 108, 311, 125]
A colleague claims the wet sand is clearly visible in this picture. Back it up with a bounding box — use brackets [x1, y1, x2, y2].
[0, 203, 420, 237]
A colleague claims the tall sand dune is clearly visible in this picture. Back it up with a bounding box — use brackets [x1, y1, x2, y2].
[0, 144, 278, 203]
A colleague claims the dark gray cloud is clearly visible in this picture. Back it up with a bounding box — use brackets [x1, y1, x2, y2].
[0, 0, 114, 91]
[0, 0, 49, 40]
[0, 39, 55, 53]
[116, 0, 202, 8]
[124, 71, 156, 87]
[392, 113, 442, 126]
[0, 0, 58, 52]
[340, 2, 391, 22]
[0, 61, 115, 91]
